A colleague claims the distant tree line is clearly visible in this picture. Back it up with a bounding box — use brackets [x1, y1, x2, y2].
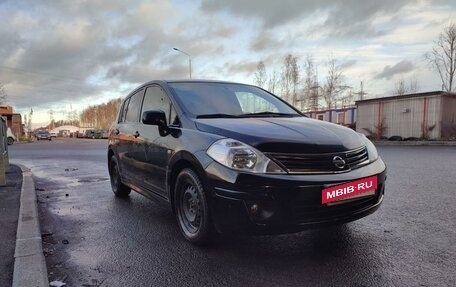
[46, 119, 80, 130]
[80, 98, 121, 130]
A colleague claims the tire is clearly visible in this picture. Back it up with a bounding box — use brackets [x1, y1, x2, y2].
[109, 156, 131, 197]
[7, 137, 14, 145]
[175, 168, 213, 245]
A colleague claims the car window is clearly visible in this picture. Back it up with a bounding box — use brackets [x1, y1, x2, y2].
[125, 89, 144, 123]
[169, 82, 298, 117]
[235, 92, 279, 114]
[142, 86, 178, 125]
[119, 97, 130, 123]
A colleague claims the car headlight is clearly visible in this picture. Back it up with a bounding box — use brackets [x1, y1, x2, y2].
[359, 133, 379, 162]
[207, 138, 285, 173]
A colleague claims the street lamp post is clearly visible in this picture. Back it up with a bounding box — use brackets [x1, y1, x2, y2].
[173, 47, 192, 79]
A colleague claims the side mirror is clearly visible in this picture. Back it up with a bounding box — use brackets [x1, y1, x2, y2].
[142, 110, 167, 127]
[142, 110, 169, 136]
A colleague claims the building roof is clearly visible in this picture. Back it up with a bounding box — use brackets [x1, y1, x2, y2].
[355, 91, 456, 104]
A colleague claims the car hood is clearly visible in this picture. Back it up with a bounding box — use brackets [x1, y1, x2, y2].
[195, 117, 364, 153]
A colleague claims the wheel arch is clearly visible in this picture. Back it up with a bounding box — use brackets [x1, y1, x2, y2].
[168, 151, 211, 214]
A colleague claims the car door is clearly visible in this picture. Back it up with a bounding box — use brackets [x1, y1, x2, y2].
[115, 89, 145, 185]
[135, 85, 179, 199]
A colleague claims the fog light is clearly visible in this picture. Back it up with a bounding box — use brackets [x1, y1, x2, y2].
[250, 203, 259, 214]
[247, 202, 275, 223]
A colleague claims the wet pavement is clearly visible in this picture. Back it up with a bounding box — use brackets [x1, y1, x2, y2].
[8, 139, 456, 287]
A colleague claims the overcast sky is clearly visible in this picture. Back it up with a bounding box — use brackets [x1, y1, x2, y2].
[0, 0, 455, 127]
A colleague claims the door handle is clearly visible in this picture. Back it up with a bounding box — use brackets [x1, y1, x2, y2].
[133, 131, 140, 138]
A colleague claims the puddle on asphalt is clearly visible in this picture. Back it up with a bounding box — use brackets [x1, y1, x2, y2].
[78, 177, 109, 183]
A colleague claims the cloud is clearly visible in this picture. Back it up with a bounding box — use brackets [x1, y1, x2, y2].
[250, 33, 282, 51]
[224, 61, 259, 75]
[201, 0, 414, 39]
[374, 60, 415, 80]
[201, 0, 319, 28]
[340, 60, 357, 69]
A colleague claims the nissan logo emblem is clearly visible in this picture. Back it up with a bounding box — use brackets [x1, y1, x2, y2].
[332, 156, 346, 169]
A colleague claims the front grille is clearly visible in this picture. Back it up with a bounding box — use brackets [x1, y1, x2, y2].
[266, 146, 369, 174]
[292, 194, 379, 224]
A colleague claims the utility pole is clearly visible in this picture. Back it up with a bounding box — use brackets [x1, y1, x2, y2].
[28, 108, 33, 133]
[354, 81, 367, 101]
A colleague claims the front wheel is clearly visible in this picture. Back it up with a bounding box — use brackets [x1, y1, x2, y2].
[7, 137, 14, 145]
[109, 156, 131, 197]
[175, 168, 213, 245]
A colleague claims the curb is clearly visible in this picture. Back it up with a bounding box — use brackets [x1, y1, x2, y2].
[12, 164, 48, 287]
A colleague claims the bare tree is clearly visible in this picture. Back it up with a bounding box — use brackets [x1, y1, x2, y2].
[303, 55, 318, 111]
[254, 61, 267, 89]
[268, 69, 280, 95]
[290, 57, 300, 107]
[394, 76, 419, 95]
[322, 57, 347, 109]
[426, 23, 456, 92]
[80, 98, 121, 129]
[394, 78, 407, 96]
[408, 76, 419, 93]
[280, 54, 299, 104]
[0, 82, 7, 104]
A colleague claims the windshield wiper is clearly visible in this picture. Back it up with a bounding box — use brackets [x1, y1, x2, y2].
[239, 112, 299, 118]
[196, 113, 240, 119]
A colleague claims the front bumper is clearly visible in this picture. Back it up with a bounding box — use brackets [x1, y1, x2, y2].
[206, 158, 386, 235]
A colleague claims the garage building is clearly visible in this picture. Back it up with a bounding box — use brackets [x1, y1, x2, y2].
[356, 91, 456, 140]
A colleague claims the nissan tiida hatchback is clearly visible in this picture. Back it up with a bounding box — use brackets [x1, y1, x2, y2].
[108, 80, 386, 244]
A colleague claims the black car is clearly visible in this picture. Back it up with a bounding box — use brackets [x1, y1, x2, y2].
[108, 80, 386, 244]
[36, 130, 52, 141]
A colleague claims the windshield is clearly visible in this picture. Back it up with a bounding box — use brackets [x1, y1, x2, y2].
[169, 82, 300, 118]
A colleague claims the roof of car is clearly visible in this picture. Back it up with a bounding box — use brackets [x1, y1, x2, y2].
[125, 79, 256, 98]
[143, 79, 252, 86]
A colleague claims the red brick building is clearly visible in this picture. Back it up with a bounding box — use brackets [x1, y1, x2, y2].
[0, 106, 23, 138]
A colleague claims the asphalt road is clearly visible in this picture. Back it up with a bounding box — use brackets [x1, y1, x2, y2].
[8, 139, 456, 287]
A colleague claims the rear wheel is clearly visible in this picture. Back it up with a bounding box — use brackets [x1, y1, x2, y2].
[7, 137, 14, 145]
[175, 168, 213, 245]
[109, 156, 131, 197]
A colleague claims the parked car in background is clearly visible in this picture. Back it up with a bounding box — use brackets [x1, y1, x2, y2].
[85, 129, 103, 139]
[94, 129, 104, 139]
[50, 132, 57, 138]
[36, 130, 52, 141]
[58, 130, 70, 137]
[7, 127, 16, 145]
[84, 129, 95, 138]
[102, 130, 109, 139]
[108, 80, 386, 245]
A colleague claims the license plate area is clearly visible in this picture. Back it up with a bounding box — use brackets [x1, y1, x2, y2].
[322, 175, 377, 205]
